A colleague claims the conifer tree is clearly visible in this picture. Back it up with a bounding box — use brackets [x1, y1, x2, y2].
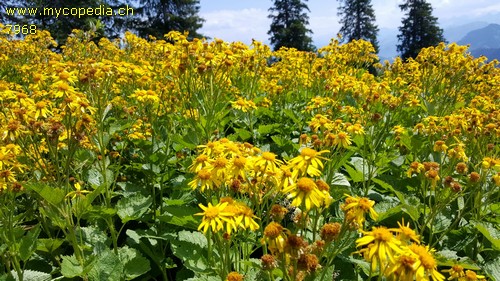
[397, 0, 445, 59]
[268, 0, 315, 51]
[337, 0, 379, 53]
[135, 0, 204, 40]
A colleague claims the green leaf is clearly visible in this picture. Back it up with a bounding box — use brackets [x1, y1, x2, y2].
[158, 205, 199, 229]
[12, 270, 50, 281]
[37, 238, 64, 253]
[372, 178, 396, 193]
[343, 163, 364, 182]
[88, 250, 124, 281]
[330, 173, 351, 188]
[19, 225, 41, 262]
[116, 195, 152, 223]
[483, 257, 500, 281]
[118, 246, 151, 280]
[25, 183, 65, 206]
[170, 231, 210, 274]
[257, 124, 280, 136]
[61, 255, 83, 278]
[473, 221, 500, 251]
[234, 128, 252, 141]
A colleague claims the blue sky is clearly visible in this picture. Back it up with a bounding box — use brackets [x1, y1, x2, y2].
[198, 0, 500, 49]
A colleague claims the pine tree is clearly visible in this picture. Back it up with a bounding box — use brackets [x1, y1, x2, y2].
[268, 0, 315, 51]
[337, 0, 379, 53]
[135, 0, 204, 40]
[397, 0, 445, 59]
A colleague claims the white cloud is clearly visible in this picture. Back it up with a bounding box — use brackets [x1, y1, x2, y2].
[200, 8, 270, 44]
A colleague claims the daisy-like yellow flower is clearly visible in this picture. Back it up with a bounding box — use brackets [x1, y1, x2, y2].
[461, 270, 486, 281]
[334, 131, 351, 148]
[287, 147, 329, 177]
[195, 202, 235, 234]
[189, 154, 210, 173]
[394, 219, 420, 244]
[230, 97, 257, 112]
[442, 264, 465, 280]
[260, 222, 289, 254]
[407, 161, 425, 177]
[282, 177, 326, 211]
[188, 168, 221, 192]
[385, 247, 419, 281]
[220, 197, 260, 232]
[407, 244, 445, 281]
[493, 173, 500, 187]
[253, 151, 283, 174]
[341, 194, 378, 228]
[356, 226, 402, 273]
[65, 182, 90, 200]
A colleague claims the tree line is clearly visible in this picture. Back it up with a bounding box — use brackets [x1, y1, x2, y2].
[1, 0, 445, 59]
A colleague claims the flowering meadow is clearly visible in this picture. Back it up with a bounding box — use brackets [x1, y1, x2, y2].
[0, 25, 499, 281]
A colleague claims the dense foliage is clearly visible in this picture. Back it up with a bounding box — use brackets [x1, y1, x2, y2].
[0, 26, 499, 281]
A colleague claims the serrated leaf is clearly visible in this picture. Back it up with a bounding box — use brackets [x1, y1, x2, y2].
[19, 225, 41, 262]
[473, 221, 500, 251]
[234, 128, 252, 141]
[483, 257, 500, 281]
[61, 255, 83, 278]
[117, 195, 152, 223]
[37, 238, 64, 253]
[88, 250, 123, 281]
[11, 270, 50, 281]
[171, 231, 210, 273]
[330, 172, 351, 188]
[343, 163, 364, 182]
[158, 205, 198, 229]
[25, 183, 65, 206]
[258, 124, 280, 136]
[118, 246, 150, 280]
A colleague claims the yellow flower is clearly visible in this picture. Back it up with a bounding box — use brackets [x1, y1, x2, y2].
[282, 177, 326, 211]
[461, 270, 486, 281]
[254, 151, 283, 174]
[407, 161, 425, 177]
[287, 147, 329, 177]
[433, 141, 448, 153]
[335, 131, 351, 148]
[189, 154, 210, 173]
[260, 222, 289, 254]
[356, 226, 402, 272]
[225, 271, 244, 281]
[188, 168, 221, 192]
[493, 173, 500, 187]
[394, 219, 420, 244]
[407, 244, 445, 281]
[442, 264, 465, 280]
[341, 194, 378, 228]
[65, 182, 90, 200]
[195, 202, 235, 234]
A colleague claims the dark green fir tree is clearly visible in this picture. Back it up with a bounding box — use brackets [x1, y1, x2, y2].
[337, 0, 379, 53]
[268, 0, 315, 51]
[134, 0, 204, 40]
[397, 0, 445, 59]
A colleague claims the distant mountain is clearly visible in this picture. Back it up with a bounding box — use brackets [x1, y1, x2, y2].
[457, 23, 500, 61]
[444, 21, 489, 43]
